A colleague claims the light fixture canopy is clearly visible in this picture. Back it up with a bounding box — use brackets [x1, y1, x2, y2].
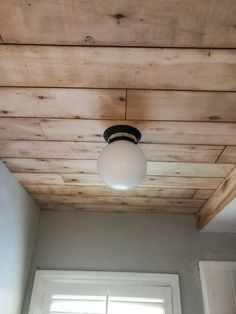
[98, 125, 147, 190]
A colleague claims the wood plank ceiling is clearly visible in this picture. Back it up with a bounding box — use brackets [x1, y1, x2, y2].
[0, 0, 236, 222]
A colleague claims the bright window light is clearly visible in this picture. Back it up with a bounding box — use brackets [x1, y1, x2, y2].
[50, 295, 106, 314]
[49, 295, 164, 314]
[109, 297, 164, 314]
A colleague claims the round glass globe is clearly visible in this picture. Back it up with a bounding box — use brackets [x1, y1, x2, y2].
[98, 140, 147, 190]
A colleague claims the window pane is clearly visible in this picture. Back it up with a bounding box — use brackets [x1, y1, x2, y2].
[108, 297, 164, 314]
[49, 295, 165, 314]
[50, 295, 106, 314]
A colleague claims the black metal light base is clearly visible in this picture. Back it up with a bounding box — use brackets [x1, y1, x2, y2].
[103, 125, 141, 144]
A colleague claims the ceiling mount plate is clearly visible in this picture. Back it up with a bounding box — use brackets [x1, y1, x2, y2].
[103, 125, 141, 144]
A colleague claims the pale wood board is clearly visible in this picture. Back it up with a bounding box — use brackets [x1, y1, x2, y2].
[127, 90, 236, 122]
[24, 184, 196, 199]
[193, 190, 214, 200]
[33, 194, 205, 208]
[196, 166, 236, 229]
[1, 0, 236, 48]
[0, 141, 105, 160]
[62, 174, 222, 189]
[41, 119, 236, 145]
[217, 146, 236, 164]
[0, 141, 224, 163]
[0, 118, 45, 140]
[14, 172, 222, 189]
[140, 144, 224, 163]
[1, 45, 236, 91]
[0, 87, 126, 119]
[140, 176, 222, 189]
[40, 203, 198, 214]
[1, 87, 235, 123]
[3, 158, 233, 178]
[147, 162, 233, 178]
[2, 118, 236, 145]
[14, 173, 64, 185]
[2, 158, 98, 174]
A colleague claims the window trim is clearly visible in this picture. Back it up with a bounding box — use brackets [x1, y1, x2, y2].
[29, 270, 182, 314]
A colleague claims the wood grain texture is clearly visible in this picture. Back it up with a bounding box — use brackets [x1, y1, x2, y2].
[127, 90, 236, 122]
[14, 173, 64, 185]
[1, 0, 236, 48]
[1, 45, 236, 91]
[0, 141, 105, 159]
[0, 87, 126, 119]
[196, 166, 236, 229]
[62, 174, 222, 189]
[140, 144, 223, 163]
[40, 203, 198, 214]
[3, 158, 233, 177]
[0, 118, 45, 140]
[147, 162, 233, 178]
[2, 118, 236, 145]
[217, 146, 236, 164]
[24, 184, 196, 199]
[2, 158, 98, 174]
[14, 172, 222, 189]
[33, 194, 205, 208]
[193, 189, 214, 200]
[40, 119, 236, 145]
[0, 1, 235, 218]
[0, 141, 224, 163]
[1, 87, 235, 122]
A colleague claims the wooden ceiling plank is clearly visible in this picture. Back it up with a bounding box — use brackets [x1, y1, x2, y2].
[2, 158, 98, 174]
[40, 204, 198, 214]
[142, 176, 222, 189]
[0, 118, 45, 140]
[0, 87, 235, 122]
[0, 141, 224, 163]
[196, 166, 236, 230]
[217, 146, 236, 164]
[127, 90, 236, 122]
[193, 189, 214, 200]
[62, 173, 222, 189]
[140, 144, 224, 163]
[40, 119, 236, 145]
[147, 162, 233, 178]
[0, 141, 105, 160]
[3, 158, 233, 178]
[1, 45, 236, 91]
[2, 118, 233, 145]
[14, 173, 64, 185]
[1, 0, 236, 47]
[33, 194, 204, 208]
[23, 184, 196, 199]
[14, 172, 222, 189]
[0, 87, 126, 119]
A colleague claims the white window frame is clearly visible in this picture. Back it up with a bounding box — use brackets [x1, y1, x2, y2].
[28, 270, 182, 314]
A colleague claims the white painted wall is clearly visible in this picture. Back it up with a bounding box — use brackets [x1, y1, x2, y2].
[0, 162, 40, 314]
[23, 211, 236, 314]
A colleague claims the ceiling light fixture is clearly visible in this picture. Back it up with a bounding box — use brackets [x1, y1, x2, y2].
[98, 125, 147, 190]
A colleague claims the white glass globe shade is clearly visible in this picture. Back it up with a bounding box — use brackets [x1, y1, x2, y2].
[98, 140, 147, 190]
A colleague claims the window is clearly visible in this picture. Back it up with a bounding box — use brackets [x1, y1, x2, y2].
[29, 271, 182, 314]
